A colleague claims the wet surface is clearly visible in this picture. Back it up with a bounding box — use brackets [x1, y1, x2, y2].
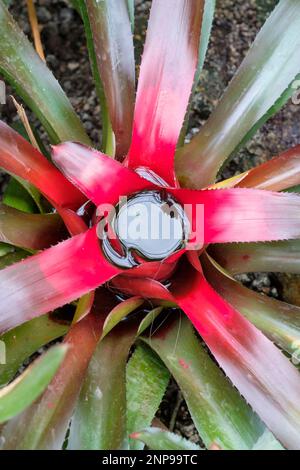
[101, 190, 190, 268]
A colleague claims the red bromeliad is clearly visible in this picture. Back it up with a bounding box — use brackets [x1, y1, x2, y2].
[1, 0, 300, 451]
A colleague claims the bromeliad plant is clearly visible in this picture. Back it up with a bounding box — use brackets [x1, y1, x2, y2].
[1, 0, 300, 451]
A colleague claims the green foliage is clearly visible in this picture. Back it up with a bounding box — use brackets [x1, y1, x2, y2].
[131, 427, 202, 451]
[0, 345, 67, 424]
[127, 344, 170, 450]
[143, 314, 280, 450]
[0, 314, 69, 387]
[0, 1, 90, 145]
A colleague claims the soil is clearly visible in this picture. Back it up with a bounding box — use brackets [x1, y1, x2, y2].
[0, 0, 299, 446]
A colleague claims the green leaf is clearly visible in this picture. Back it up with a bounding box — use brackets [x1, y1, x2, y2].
[3, 178, 38, 213]
[0, 345, 67, 424]
[85, 0, 135, 157]
[68, 322, 137, 450]
[71, 0, 114, 154]
[176, 0, 300, 188]
[0, 248, 28, 270]
[69, 0, 81, 14]
[144, 314, 277, 450]
[0, 203, 65, 250]
[210, 239, 300, 275]
[252, 429, 283, 450]
[137, 307, 164, 336]
[0, 243, 15, 257]
[179, 0, 216, 145]
[285, 185, 300, 194]
[72, 292, 94, 324]
[131, 427, 202, 451]
[0, 1, 90, 145]
[126, 0, 134, 30]
[126, 343, 170, 450]
[0, 313, 103, 449]
[0, 313, 69, 387]
[101, 297, 144, 339]
[226, 72, 300, 168]
[196, 0, 216, 84]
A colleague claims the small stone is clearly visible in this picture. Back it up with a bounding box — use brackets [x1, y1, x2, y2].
[59, 8, 73, 23]
[37, 6, 51, 23]
[67, 62, 79, 72]
[46, 54, 58, 68]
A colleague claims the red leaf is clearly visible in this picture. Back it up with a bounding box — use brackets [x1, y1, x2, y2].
[52, 142, 153, 206]
[126, 0, 204, 186]
[110, 276, 172, 302]
[171, 260, 300, 450]
[0, 122, 85, 209]
[237, 144, 300, 191]
[56, 207, 88, 236]
[171, 187, 300, 244]
[203, 252, 300, 355]
[0, 227, 120, 332]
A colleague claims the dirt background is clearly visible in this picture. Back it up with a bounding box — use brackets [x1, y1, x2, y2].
[1, 0, 300, 444]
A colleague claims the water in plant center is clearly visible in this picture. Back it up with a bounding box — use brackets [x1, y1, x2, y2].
[100, 190, 190, 268]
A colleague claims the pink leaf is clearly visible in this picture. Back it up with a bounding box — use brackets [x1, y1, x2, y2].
[109, 276, 172, 302]
[52, 142, 152, 206]
[171, 187, 300, 244]
[0, 227, 120, 332]
[0, 121, 85, 209]
[126, 0, 204, 186]
[171, 260, 300, 450]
